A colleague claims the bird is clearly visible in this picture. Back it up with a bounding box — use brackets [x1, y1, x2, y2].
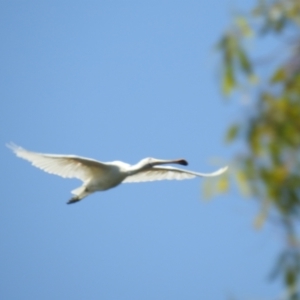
[7, 143, 228, 204]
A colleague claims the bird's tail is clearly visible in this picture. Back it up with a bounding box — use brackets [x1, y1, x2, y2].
[67, 186, 91, 204]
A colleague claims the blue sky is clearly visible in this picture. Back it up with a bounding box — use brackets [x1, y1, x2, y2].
[1, 1, 283, 299]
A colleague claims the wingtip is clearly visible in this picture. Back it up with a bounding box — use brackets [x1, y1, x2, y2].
[6, 142, 19, 152]
[219, 166, 229, 175]
[206, 165, 228, 177]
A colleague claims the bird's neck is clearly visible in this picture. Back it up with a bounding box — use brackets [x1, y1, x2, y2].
[127, 162, 150, 176]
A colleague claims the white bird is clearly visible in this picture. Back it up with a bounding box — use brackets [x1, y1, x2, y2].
[7, 143, 228, 204]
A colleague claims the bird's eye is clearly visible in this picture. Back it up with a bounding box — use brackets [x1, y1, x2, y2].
[147, 158, 153, 167]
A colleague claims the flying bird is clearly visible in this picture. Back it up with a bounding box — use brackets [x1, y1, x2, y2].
[7, 143, 228, 204]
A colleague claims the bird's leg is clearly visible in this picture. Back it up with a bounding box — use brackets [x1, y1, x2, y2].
[67, 186, 91, 204]
[67, 196, 81, 205]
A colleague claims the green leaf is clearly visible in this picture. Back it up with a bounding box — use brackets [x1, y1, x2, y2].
[237, 47, 252, 75]
[249, 74, 259, 84]
[222, 62, 236, 95]
[202, 179, 215, 200]
[235, 17, 254, 37]
[226, 124, 239, 142]
[216, 175, 229, 193]
[253, 199, 270, 229]
[254, 211, 267, 229]
[285, 267, 297, 288]
[271, 68, 286, 83]
[235, 170, 251, 196]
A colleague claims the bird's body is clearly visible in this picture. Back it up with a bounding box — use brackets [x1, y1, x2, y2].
[7, 143, 228, 204]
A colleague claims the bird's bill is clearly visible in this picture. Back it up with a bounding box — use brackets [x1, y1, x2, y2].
[151, 158, 188, 166]
[175, 159, 188, 166]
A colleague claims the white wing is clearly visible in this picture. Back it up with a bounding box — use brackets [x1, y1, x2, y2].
[7, 143, 109, 182]
[123, 166, 228, 183]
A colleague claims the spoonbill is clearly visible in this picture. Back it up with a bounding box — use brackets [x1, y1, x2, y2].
[7, 143, 228, 204]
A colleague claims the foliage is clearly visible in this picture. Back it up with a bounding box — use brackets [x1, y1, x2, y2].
[216, 0, 300, 298]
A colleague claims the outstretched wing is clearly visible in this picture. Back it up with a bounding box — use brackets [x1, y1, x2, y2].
[7, 143, 109, 182]
[123, 165, 228, 183]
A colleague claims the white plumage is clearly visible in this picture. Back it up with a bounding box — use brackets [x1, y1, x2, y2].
[7, 143, 228, 204]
